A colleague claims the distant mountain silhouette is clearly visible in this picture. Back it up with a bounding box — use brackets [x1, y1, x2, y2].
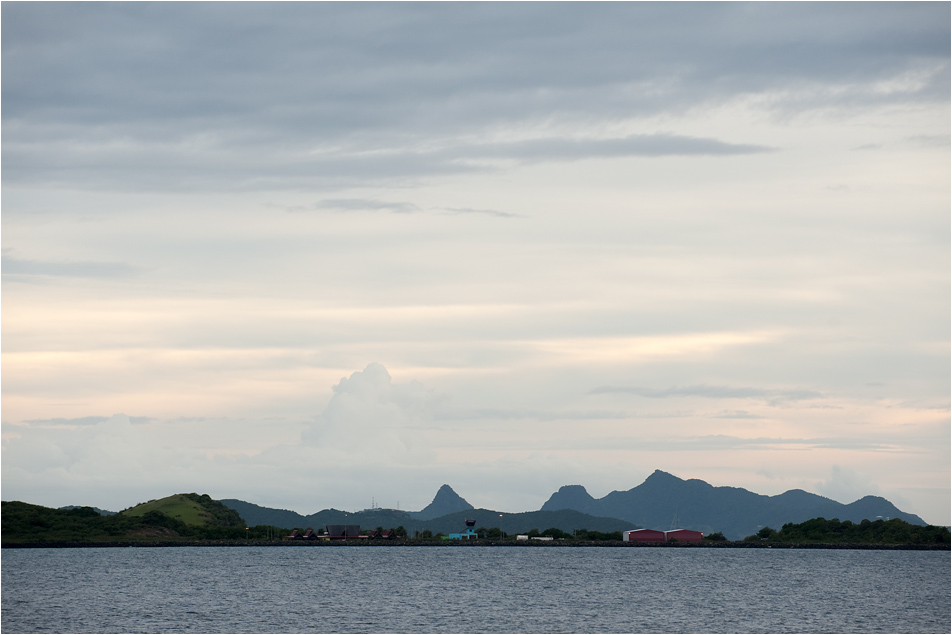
[409, 484, 474, 520]
[220, 499, 309, 528]
[219, 499, 630, 535]
[543, 485, 600, 516]
[540, 469, 926, 540]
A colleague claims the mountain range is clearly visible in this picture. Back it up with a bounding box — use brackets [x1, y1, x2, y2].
[222, 470, 925, 540]
[540, 470, 924, 539]
[221, 493, 629, 537]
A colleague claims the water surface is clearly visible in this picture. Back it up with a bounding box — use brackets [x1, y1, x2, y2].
[2, 546, 949, 633]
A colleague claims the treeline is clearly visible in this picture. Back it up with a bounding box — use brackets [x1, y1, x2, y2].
[744, 517, 950, 545]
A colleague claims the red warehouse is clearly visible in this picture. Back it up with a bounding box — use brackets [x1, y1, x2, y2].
[664, 529, 703, 542]
[623, 529, 666, 542]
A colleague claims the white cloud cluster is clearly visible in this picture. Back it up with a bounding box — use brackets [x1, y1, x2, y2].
[301, 362, 436, 460]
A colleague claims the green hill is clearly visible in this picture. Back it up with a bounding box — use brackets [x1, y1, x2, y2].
[122, 493, 244, 527]
[3, 494, 252, 545]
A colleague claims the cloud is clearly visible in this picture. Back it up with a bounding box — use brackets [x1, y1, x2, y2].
[436, 408, 631, 422]
[305, 199, 521, 219]
[462, 134, 772, 163]
[301, 363, 438, 461]
[21, 415, 155, 427]
[709, 410, 767, 420]
[24, 416, 110, 427]
[312, 199, 423, 214]
[2, 251, 137, 280]
[2, 3, 946, 192]
[1, 414, 200, 501]
[2, 133, 772, 193]
[815, 465, 883, 504]
[590, 384, 824, 403]
[438, 207, 521, 219]
[904, 134, 951, 148]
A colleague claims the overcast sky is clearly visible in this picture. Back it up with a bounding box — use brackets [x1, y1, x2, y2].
[3, 3, 949, 525]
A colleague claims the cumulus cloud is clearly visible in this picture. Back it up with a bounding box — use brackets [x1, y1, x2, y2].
[301, 363, 437, 461]
[815, 465, 883, 505]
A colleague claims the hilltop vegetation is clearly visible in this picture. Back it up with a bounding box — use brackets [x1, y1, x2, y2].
[122, 493, 244, 527]
[744, 517, 950, 545]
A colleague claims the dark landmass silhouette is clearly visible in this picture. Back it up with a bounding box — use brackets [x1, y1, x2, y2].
[540, 470, 926, 539]
[221, 470, 926, 540]
[408, 484, 474, 520]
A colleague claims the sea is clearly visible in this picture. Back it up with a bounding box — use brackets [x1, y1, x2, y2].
[1, 545, 949, 634]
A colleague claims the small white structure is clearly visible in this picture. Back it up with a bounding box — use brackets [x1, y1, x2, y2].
[516, 535, 529, 541]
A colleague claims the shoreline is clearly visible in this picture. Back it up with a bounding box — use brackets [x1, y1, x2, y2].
[3, 540, 948, 550]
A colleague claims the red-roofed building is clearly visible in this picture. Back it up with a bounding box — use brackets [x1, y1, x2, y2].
[664, 529, 703, 542]
[623, 529, 666, 542]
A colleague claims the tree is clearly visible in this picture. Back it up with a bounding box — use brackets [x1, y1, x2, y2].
[477, 527, 505, 539]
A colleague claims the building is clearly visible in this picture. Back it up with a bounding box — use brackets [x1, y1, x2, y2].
[325, 524, 362, 539]
[623, 529, 666, 542]
[622, 528, 705, 542]
[664, 529, 703, 542]
[446, 518, 479, 540]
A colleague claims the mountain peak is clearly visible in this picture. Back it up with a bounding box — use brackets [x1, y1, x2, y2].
[540, 484, 598, 514]
[414, 484, 473, 520]
[643, 469, 682, 485]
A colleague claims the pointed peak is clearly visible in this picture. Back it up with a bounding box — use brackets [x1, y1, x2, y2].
[414, 484, 473, 520]
[644, 469, 681, 483]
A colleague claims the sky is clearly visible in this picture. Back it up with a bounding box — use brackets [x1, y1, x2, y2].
[2, 3, 949, 525]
